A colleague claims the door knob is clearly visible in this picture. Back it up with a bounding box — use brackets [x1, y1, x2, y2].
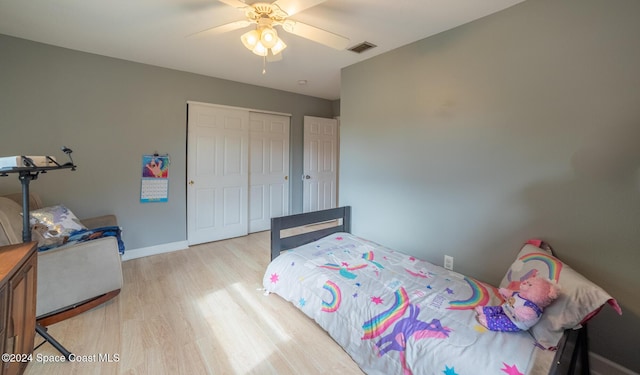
[188, 180, 195, 185]
[304, 175, 311, 180]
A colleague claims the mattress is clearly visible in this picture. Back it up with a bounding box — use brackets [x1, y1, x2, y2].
[263, 232, 554, 375]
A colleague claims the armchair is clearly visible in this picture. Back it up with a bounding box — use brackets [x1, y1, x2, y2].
[0, 193, 123, 326]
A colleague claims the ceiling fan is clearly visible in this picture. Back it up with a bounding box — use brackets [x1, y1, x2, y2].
[191, 0, 350, 59]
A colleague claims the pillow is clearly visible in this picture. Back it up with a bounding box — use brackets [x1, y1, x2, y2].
[500, 242, 621, 349]
[29, 204, 87, 239]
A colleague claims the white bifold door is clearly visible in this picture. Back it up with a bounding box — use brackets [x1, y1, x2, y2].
[187, 102, 290, 245]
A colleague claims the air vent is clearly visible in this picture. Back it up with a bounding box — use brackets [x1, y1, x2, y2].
[348, 42, 377, 54]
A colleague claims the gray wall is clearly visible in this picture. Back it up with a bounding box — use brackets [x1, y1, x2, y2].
[340, 0, 639, 371]
[0, 34, 334, 250]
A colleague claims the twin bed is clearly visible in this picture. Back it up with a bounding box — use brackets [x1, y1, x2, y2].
[262, 207, 620, 375]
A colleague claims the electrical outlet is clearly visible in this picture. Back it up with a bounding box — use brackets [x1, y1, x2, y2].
[444, 255, 454, 270]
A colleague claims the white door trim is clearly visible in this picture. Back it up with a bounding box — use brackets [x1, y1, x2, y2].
[187, 101, 291, 118]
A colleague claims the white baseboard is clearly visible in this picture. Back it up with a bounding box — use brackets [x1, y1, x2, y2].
[121, 240, 189, 261]
[591, 352, 639, 375]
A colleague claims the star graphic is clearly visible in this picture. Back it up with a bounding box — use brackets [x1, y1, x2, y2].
[341, 262, 350, 267]
[335, 236, 343, 240]
[474, 324, 488, 333]
[445, 288, 454, 294]
[371, 296, 384, 304]
[442, 365, 459, 375]
[501, 363, 524, 375]
[298, 298, 306, 307]
[270, 273, 279, 284]
[353, 293, 358, 298]
[426, 285, 433, 289]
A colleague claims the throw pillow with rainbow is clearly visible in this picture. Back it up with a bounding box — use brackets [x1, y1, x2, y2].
[509, 251, 563, 283]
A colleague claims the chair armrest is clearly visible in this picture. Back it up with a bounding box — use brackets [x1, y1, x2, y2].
[81, 214, 118, 229]
[36, 236, 123, 317]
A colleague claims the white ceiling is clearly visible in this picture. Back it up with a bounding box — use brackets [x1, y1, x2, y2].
[0, 0, 524, 100]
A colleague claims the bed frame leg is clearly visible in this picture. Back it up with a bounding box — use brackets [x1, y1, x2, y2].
[567, 325, 590, 375]
[579, 325, 590, 375]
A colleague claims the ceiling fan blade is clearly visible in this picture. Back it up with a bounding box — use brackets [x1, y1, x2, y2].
[218, 0, 249, 9]
[187, 20, 251, 38]
[273, 0, 326, 16]
[282, 20, 349, 50]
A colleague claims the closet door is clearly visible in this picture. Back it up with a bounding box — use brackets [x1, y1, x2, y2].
[187, 103, 249, 245]
[248, 112, 290, 232]
[303, 116, 338, 213]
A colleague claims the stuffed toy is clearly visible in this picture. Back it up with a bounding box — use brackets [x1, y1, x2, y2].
[475, 275, 559, 332]
[31, 222, 66, 248]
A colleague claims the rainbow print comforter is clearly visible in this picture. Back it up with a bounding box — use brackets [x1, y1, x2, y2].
[263, 233, 547, 375]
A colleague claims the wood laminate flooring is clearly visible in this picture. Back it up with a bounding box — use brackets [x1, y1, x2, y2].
[25, 231, 364, 375]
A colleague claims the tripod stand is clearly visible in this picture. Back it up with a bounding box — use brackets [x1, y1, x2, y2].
[1, 149, 76, 359]
[35, 324, 72, 360]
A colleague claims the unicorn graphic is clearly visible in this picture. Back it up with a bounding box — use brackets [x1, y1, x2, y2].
[370, 304, 451, 375]
[319, 262, 368, 279]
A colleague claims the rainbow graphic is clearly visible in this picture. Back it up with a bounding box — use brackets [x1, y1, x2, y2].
[362, 287, 410, 340]
[362, 251, 384, 269]
[448, 277, 490, 310]
[321, 281, 342, 312]
[321, 263, 368, 271]
[320, 263, 368, 279]
[518, 252, 563, 282]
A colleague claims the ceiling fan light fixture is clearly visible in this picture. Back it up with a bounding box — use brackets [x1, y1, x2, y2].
[260, 26, 278, 48]
[197, 0, 351, 65]
[241, 29, 260, 50]
[252, 41, 269, 57]
[270, 38, 287, 55]
[241, 22, 286, 57]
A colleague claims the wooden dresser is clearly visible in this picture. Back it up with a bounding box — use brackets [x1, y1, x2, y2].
[0, 242, 37, 375]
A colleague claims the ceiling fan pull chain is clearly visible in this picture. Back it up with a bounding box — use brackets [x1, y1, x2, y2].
[262, 56, 267, 74]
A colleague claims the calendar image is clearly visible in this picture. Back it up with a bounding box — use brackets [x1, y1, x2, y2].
[140, 154, 169, 203]
[142, 155, 169, 178]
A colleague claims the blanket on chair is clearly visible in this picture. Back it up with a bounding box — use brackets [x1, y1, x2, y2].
[37, 225, 125, 254]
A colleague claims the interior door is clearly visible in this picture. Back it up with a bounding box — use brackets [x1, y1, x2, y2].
[248, 112, 290, 232]
[303, 116, 338, 213]
[187, 103, 249, 245]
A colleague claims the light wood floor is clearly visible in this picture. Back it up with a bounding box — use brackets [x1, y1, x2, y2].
[25, 231, 364, 375]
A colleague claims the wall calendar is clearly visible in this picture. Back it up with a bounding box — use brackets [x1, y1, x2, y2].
[140, 154, 169, 203]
